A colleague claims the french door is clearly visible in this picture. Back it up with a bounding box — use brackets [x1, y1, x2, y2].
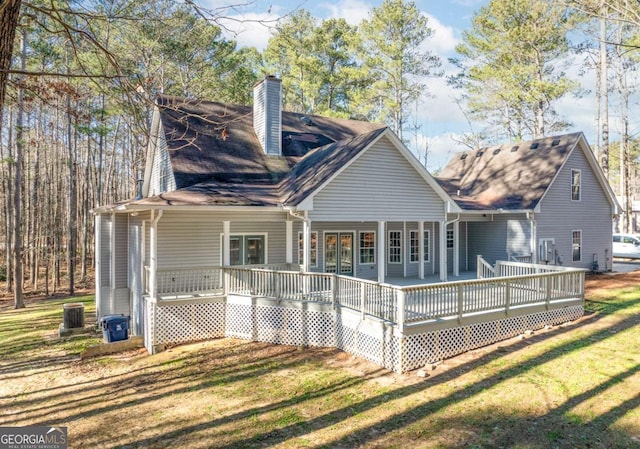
[325, 232, 353, 276]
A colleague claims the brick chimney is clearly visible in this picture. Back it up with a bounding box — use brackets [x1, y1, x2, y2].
[253, 76, 282, 156]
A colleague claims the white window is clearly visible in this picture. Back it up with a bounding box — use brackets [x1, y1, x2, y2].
[388, 230, 402, 264]
[359, 231, 376, 264]
[571, 169, 581, 201]
[159, 166, 167, 193]
[410, 230, 430, 263]
[572, 230, 582, 262]
[446, 229, 454, 249]
[298, 231, 317, 267]
[223, 234, 267, 266]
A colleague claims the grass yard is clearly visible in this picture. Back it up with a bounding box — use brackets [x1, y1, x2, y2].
[1, 272, 640, 448]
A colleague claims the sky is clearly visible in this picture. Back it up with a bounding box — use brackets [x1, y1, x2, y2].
[210, 0, 610, 172]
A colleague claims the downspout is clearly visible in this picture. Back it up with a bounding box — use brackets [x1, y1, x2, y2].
[149, 210, 163, 300]
[527, 212, 537, 263]
[301, 212, 312, 273]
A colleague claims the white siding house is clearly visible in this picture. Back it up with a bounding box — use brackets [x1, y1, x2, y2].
[93, 77, 616, 372]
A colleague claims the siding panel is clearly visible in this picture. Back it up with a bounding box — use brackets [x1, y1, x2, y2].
[148, 122, 177, 196]
[311, 137, 446, 221]
[536, 146, 613, 270]
[100, 215, 111, 287]
[467, 214, 532, 267]
[114, 214, 128, 288]
[156, 210, 289, 268]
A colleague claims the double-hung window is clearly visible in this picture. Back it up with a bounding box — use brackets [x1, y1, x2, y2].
[572, 230, 582, 262]
[359, 231, 376, 264]
[571, 169, 581, 201]
[409, 230, 430, 262]
[446, 229, 454, 249]
[298, 231, 317, 267]
[388, 231, 402, 264]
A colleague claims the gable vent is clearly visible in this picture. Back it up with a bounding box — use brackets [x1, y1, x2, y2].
[511, 146, 519, 152]
[552, 139, 560, 146]
[530, 143, 539, 149]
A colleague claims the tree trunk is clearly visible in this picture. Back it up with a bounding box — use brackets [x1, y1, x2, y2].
[13, 28, 26, 309]
[0, 0, 22, 125]
[0, 2, 21, 294]
[66, 88, 76, 296]
[4, 107, 14, 293]
[599, 5, 609, 179]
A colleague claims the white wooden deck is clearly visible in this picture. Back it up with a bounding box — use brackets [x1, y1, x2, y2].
[142, 261, 585, 372]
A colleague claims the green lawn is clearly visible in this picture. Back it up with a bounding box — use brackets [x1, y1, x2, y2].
[0, 279, 639, 448]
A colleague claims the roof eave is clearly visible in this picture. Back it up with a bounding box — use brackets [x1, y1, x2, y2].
[92, 203, 286, 214]
[453, 208, 536, 214]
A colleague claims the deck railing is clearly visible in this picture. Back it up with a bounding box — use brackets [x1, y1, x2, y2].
[152, 266, 224, 296]
[146, 263, 295, 297]
[477, 255, 496, 279]
[144, 260, 583, 328]
[509, 253, 533, 263]
[495, 260, 574, 277]
[401, 270, 583, 324]
[223, 264, 585, 329]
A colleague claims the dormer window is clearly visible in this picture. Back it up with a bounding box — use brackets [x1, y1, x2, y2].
[571, 169, 581, 201]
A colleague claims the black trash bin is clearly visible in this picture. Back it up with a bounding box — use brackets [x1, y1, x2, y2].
[99, 315, 130, 343]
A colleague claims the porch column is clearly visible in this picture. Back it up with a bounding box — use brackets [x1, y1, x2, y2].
[403, 221, 407, 278]
[223, 220, 230, 266]
[141, 220, 146, 281]
[302, 216, 311, 272]
[453, 220, 460, 277]
[285, 220, 293, 265]
[418, 221, 425, 279]
[439, 220, 447, 282]
[150, 210, 163, 299]
[378, 221, 385, 283]
[530, 214, 537, 263]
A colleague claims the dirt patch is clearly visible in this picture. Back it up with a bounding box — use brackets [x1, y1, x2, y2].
[585, 270, 640, 294]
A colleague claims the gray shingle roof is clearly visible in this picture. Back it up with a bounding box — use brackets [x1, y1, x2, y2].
[435, 132, 584, 211]
[132, 95, 387, 207]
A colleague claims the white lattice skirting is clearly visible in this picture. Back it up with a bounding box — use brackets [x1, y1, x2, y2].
[145, 295, 583, 373]
[401, 305, 584, 372]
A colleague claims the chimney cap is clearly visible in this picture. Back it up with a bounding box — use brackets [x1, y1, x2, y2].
[254, 75, 282, 87]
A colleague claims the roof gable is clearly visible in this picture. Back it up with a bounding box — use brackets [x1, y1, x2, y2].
[133, 95, 388, 208]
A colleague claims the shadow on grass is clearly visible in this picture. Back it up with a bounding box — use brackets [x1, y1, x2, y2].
[110, 309, 640, 449]
[5, 291, 640, 447]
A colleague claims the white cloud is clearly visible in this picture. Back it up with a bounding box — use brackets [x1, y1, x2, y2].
[318, 0, 371, 25]
[410, 132, 469, 173]
[422, 13, 459, 55]
[217, 12, 280, 51]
